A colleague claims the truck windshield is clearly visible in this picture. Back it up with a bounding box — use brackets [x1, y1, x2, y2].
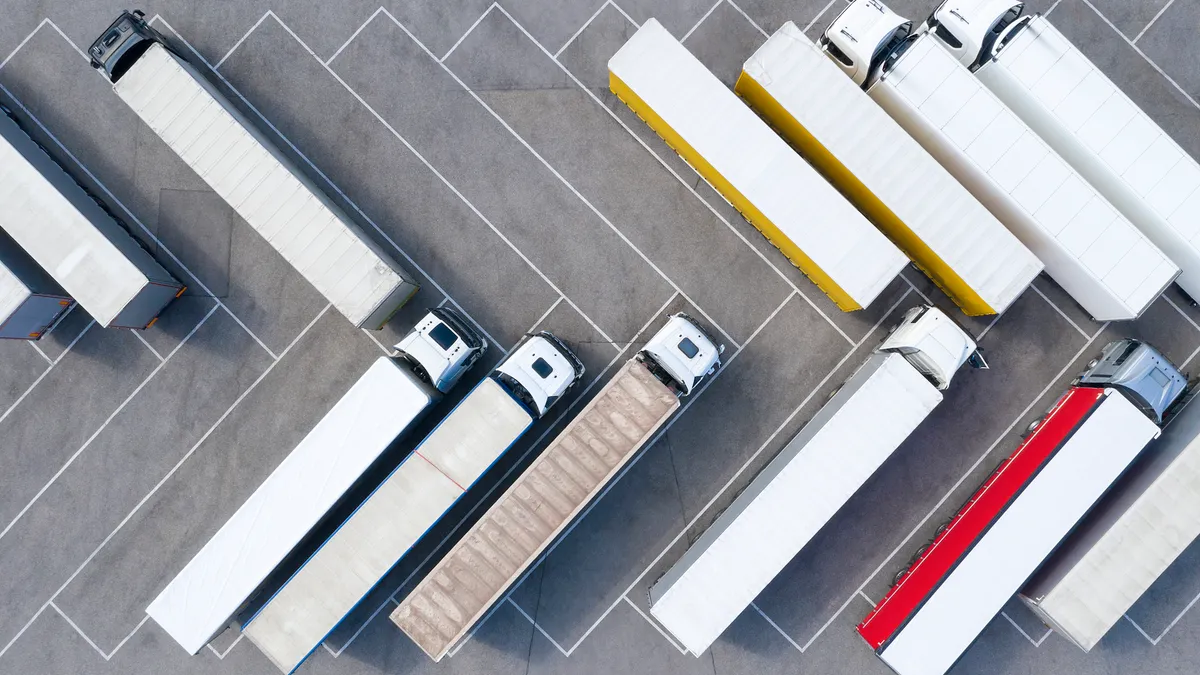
[429, 322, 459, 351]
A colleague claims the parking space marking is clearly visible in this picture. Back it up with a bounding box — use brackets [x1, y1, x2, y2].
[681, 0, 723, 43]
[0, 302, 221, 546]
[726, 0, 770, 39]
[0, 17, 48, 69]
[1125, 614, 1158, 644]
[1163, 294, 1200, 335]
[436, 1, 496, 63]
[43, 601, 147, 663]
[214, 10, 272, 70]
[26, 341, 53, 366]
[0, 319, 93, 427]
[555, 0, 611, 57]
[361, 328, 393, 356]
[751, 601, 805, 652]
[975, 311, 1006, 342]
[859, 590, 876, 607]
[1000, 611, 1053, 648]
[48, 601, 108, 661]
[1182, 342, 1200, 369]
[1133, 0, 1178, 43]
[129, 329, 165, 362]
[622, 595, 688, 654]
[802, 0, 841, 33]
[1029, 282, 1091, 340]
[1132, 586, 1200, 646]
[508, 597, 571, 656]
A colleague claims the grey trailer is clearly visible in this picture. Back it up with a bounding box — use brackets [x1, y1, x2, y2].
[0, 229, 74, 340]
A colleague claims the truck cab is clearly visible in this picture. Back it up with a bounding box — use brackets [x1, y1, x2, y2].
[1077, 340, 1189, 425]
[821, 0, 914, 88]
[89, 9, 168, 83]
[393, 308, 486, 394]
[927, 1, 1027, 69]
[879, 305, 985, 390]
[495, 333, 585, 417]
[640, 313, 723, 395]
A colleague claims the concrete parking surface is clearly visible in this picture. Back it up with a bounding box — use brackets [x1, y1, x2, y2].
[2, 0, 1200, 673]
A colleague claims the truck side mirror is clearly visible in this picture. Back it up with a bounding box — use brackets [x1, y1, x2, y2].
[968, 351, 989, 370]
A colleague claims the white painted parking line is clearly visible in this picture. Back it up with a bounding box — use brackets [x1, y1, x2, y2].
[1125, 614, 1158, 644]
[1133, 0, 1177, 43]
[1182, 342, 1200, 370]
[508, 597, 570, 656]
[217, 632, 243, 659]
[0, 319, 94, 428]
[27, 341, 53, 366]
[1029, 282, 1091, 340]
[1163, 294, 1200, 335]
[437, 1, 496, 63]
[726, 0, 769, 38]
[751, 602, 805, 652]
[555, 0, 612, 58]
[802, 0, 841, 34]
[607, 1, 639, 28]
[0, 17, 48, 70]
[859, 590, 876, 607]
[216, 11, 272, 70]
[361, 328, 393, 356]
[129, 329, 165, 362]
[681, 0, 724, 43]
[1146, 587, 1200, 645]
[493, 3, 855, 347]
[1000, 611, 1053, 648]
[975, 311, 1006, 342]
[623, 595, 688, 654]
[48, 600, 108, 661]
[0, 302, 220, 547]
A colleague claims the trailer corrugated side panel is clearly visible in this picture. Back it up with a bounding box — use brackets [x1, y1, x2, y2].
[1019, 397, 1200, 651]
[145, 357, 436, 655]
[870, 35, 1177, 321]
[243, 377, 532, 673]
[878, 391, 1159, 675]
[977, 17, 1200, 301]
[0, 111, 181, 328]
[648, 352, 940, 655]
[392, 360, 679, 661]
[114, 43, 418, 329]
[738, 23, 1041, 316]
[607, 19, 906, 311]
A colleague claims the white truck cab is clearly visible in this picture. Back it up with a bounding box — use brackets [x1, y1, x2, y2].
[927, 0, 1026, 69]
[880, 306, 985, 390]
[640, 313, 723, 395]
[495, 333, 586, 417]
[394, 308, 486, 393]
[821, 0, 913, 87]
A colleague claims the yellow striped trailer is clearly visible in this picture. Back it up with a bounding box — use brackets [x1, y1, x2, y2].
[737, 22, 1043, 316]
[608, 19, 907, 311]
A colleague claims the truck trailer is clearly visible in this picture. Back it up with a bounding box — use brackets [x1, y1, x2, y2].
[89, 11, 420, 330]
[608, 18, 907, 312]
[0, 104, 182, 329]
[857, 339, 1188, 675]
[0, 229, 73, 340]
[146, 308, 486, 655]
[242, 332, 585, 673]
[1019, 393, 1200, 652]
[391, 313, 723, 661]
[649, 306, 984, 656]
[929, 1, 1200, 303]
[823, 0, 1178, 321]
[737, 23, 1042, 316]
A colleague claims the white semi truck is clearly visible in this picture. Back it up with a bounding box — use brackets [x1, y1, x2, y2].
[823, 0, 1179, 321]
[0, 104, 183, 329]
[609, 19, 908, 312]
[737, 23, 1042, 317]
[1019, 393, 1200, 652]
[649, 305, 985, 656]
[146, 308, 486, 655]
[391, 313, 723, 661]
[929, 0, 1200, 303]
[242, 332, 585, 673]
[89, 11, 420, 330]
[0, 229, 73, 340]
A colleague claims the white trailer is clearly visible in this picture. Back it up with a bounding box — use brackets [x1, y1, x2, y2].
[90, 12, 420, 330]
[609, 19, 907, 312]
[145, 309, 485, 655]
[392, 314, 723, 661]
[1019, 395, 1200, 652]
[0, 106, 183, 329]
[824, 0, 1179, 321]
[738, 23, 1042, 316]
[929, 2, 1200, 303]
[242, 333, 584, 673]
[0, 230, 73, 340]
[649, 306, 982, 656]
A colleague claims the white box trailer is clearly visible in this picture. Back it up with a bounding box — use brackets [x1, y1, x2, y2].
[242, 334, 585, 673]
[608, 19, 907, 312]
[649, 306, 981, 655]
[930, 2, 1200, 303]
[90, 12, 420, 330]
[0, 106, 183, 329]
[823, 0, 1179, 321]
[1019, 395, 1200, 652]
[0, 229, 73, 340]
[392, 314, 723, 661]
[145, 309, 485, 655]
[738, 23, 1042, 316]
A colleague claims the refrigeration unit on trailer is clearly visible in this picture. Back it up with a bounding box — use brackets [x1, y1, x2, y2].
[857, 339, 1187, 675]
[649, 306, 984, 656]
[392, 314, 723, 661]
[0, 229, 73, 340]
[145, 308, 485, 655]
[823, 0, 1178, 321]
[90, 11, 420, 330]
[1019, 393, 1200, 652]
[242, 333, 584, 673]
[929, 1, 1200, 302]
[737, 22, 1042, 316]
[608, 18, 907, 312]
[0, 105, 182, 328]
